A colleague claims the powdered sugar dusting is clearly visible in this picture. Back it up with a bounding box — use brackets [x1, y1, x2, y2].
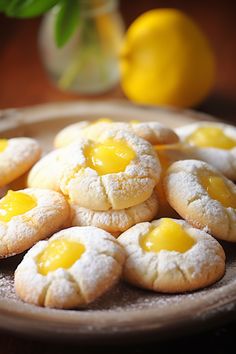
[165, 160, 236, 241]
[0, 137, 41, 187]
[0, 188, 69, 258]
[60, 129, 161, 210]
[14, 227, 126, 307]
[71, 192, 159, 233]
[0, 241, 236, 312]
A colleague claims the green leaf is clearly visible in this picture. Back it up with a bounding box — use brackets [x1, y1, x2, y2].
[5, 0, 60, 18]
[0, 0, 9, 11]
[54, 0, 80, 48]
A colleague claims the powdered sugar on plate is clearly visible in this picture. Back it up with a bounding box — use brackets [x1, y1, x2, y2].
[0, 241, 235, 313]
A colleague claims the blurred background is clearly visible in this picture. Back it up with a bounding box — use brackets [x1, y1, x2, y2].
[0, 0, 236, 122]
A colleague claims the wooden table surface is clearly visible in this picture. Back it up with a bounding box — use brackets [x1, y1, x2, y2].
[0, 0, 236, 352]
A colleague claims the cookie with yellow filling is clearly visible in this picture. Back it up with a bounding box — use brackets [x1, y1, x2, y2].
[60, 130, 161, 210]
[14, 226, 125, 309]
[71, 192, 159, 235]
[118, 218, 225, 293]
[164, 159, 236, 241]
[54, 118, 179, 148]
[0, 137, 41, 188]
[0, 188, 70, 258]
[176, 122, 236, 180]
[27, 149, 65, 192]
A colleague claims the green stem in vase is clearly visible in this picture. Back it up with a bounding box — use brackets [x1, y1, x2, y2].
[58, 16, 109, 91]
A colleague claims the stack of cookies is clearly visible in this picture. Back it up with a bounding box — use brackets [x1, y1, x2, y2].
[28, 119, 179, 235]
[2, 117, 236, 309]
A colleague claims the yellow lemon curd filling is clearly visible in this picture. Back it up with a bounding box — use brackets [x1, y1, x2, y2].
[92, 118, 112, 125]
[0, 139, 8, 153]
[0, 190, 37, 222]
[187, 126, 236, 149]
[84, 139, 136, 175]
[140, 218, 195, 253]
[37, 239, 85, 275]
[201, 175, 236, 208]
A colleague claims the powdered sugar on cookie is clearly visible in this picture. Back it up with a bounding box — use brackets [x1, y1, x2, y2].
[164, 160, 236, 241]
[118, 218, 225, 293]
[176, 122, 236, 180]
[71, 192, 159, 234]
[0, 137, 41, 188]
[15, 226, 125, 308]
[0, 188, 70, 258]
[60, 129, 161, 210]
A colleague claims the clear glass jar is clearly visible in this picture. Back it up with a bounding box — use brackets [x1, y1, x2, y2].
[38, 0, 125, 94]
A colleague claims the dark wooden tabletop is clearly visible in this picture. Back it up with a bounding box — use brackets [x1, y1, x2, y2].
[0, 0, 236, 352]
[0, 321, 235, 354]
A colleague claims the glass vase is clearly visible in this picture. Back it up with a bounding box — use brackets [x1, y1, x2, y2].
[38, 0, 125, 94]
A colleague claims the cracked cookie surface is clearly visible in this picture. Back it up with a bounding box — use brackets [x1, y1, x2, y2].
[60, 129, 161, 210]
[14, 226, 125, 309]
[0, 137, 41, 188]
[0, 188, 70, 258]
[118, 218, 225, 293]
[164, 159, 236, 241]
[71, 192, 159, 235]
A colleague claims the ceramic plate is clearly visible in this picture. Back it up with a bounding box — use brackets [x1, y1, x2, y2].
[0, 101, 235, 344]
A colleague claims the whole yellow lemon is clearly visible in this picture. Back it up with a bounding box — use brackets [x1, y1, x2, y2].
[119, 9, 216, 108]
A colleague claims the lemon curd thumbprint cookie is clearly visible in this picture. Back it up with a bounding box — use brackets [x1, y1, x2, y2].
[118, 218, 225, 293]
[15, 226, 125, 308]
[164, 160, 236, 241]
[60, 130, 161, 210]
[0, 188, 69, 258]
[176, 122, 236, 180]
